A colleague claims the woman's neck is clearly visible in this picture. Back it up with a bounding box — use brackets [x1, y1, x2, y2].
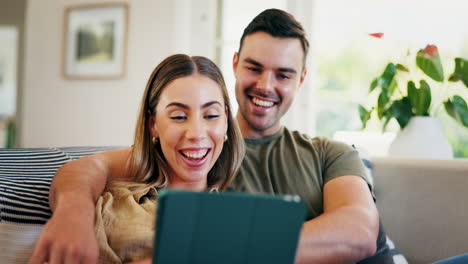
[167, 181, 207, 192]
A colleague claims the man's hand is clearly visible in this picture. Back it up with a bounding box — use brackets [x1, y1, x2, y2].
[28, 202, 98, 264]
[294, 175, 379, 264]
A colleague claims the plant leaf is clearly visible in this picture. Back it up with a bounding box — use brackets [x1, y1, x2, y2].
[448, 57, 468, 88]
[416, 45, 444, 82]
[358, 105, 372, 129]
[418, 80, 432, 115]
[377, 92, 390, 119]
[379, 63, 397, 92]
[444, 98, 456, 117]
[369, 78, 379, 92]
[444, 95, 468, 127]
[382, 110, 393, 131]
[391, 97, 414, 129]
[407, 80, 431, 116]
[407, 81, 417, 114]
[396, 64, 409, 72]
[388, 78, 398, 96]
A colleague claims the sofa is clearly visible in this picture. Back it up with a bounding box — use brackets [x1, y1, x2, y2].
[0, 147, 467, 264]
[372, 157, 468, 264]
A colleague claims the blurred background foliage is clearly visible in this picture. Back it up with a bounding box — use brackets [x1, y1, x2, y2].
[314, 38, 468, 157]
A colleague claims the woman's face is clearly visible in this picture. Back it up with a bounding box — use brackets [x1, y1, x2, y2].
[150, 74, 227, 191]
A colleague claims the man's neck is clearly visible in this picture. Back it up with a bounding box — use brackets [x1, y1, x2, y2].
[236, 112, 281, 139]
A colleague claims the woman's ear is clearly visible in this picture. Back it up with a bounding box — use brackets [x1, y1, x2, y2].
[224, 106, 229, 134]
[147, 111, 159, 138]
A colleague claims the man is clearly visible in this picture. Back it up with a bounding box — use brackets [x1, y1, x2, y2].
[29, 9, 392, 264]
[229, 9, 391, 263]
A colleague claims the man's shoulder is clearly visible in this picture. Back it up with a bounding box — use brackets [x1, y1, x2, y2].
[244, 127, 348, 154]
[284, 127, 332, 145]
[283, 127, 355, 153]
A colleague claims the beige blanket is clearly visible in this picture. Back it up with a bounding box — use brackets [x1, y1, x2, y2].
[95, 185, 157, 264]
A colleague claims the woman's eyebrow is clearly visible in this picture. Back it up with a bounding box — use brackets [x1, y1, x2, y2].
[202, 101, 222, 108]
[165, 101, 222, 109]
[165, 102, 188, 109]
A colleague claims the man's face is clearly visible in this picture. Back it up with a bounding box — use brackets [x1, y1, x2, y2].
[233, 32, 306, 139]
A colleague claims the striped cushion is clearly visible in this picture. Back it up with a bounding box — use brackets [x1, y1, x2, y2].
[0, 147, 119, 224]
[386, 236, 409, 264]
[0, 146, 120, 263]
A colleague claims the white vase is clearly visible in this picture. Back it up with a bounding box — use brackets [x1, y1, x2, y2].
[388, 117, 453, 159]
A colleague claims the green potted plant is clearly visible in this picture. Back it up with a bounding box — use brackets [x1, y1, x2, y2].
[359, 44, 468, 158]
[6, 117, 16, 148]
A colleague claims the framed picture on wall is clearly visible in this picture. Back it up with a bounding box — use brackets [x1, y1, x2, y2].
[63, 3, 128, 80]
[0, 26, 18, 117]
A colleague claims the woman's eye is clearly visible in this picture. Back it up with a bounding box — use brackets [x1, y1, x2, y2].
[205, 115, 220, 119]
[170, 116, 186, 120]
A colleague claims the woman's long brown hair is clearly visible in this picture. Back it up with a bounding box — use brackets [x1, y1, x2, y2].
[122, 54, 244, 191]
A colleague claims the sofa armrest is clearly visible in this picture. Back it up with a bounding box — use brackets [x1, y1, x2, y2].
[372, 157, 468, 264]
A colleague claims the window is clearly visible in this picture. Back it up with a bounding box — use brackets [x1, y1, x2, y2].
[217, 0, 468, 157]
[311, 0, 468, 157]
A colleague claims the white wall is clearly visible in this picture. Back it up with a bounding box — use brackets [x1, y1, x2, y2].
[281, 0, 315, 135]
[20, 0, 217, 147]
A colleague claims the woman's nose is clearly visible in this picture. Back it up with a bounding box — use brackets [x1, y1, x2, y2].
[185, 118, 206, 140]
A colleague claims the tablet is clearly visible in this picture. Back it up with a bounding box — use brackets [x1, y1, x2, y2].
[152, 189, 307, 264]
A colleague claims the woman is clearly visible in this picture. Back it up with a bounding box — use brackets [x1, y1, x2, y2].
[94, 54, 244, 263]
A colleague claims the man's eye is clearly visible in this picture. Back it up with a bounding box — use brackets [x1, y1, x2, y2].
[248, 67, 261, 73]
[278, 74, 291, 80]
[170, 116, 186, 120]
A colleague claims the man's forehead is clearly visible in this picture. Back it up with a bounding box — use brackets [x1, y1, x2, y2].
[242, 57, 297, 74]
[239, 32, 304, 70]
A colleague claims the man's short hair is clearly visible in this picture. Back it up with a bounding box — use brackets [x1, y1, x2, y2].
[238, 8, 309, 66]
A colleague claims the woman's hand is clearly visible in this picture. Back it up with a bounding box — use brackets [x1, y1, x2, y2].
[126, 258, 152, 264]
[28, 203, 98, 264]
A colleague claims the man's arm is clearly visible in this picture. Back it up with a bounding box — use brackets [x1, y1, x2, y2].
[294, 175, 379, 264]
[28, 147, 131, 264]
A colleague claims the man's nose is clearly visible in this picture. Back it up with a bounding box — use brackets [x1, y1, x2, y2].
[256, 71, 275, 91]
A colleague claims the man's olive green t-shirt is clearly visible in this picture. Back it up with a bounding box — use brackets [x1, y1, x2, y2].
[231, 127, 372, 221]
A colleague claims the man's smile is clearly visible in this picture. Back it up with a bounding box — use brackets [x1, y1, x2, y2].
[251, 96, 275, 107]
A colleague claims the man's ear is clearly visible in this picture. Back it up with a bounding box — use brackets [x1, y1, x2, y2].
[232, 52, 239, 75]
[299, 67, 308, 86]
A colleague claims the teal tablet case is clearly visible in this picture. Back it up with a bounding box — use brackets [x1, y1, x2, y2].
[153, 189, 307, 264]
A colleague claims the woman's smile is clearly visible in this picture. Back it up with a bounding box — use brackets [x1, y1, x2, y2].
[179, 148, 211, 167]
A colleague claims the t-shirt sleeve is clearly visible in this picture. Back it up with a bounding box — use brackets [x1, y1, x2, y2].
[318, 137, 375, 197]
